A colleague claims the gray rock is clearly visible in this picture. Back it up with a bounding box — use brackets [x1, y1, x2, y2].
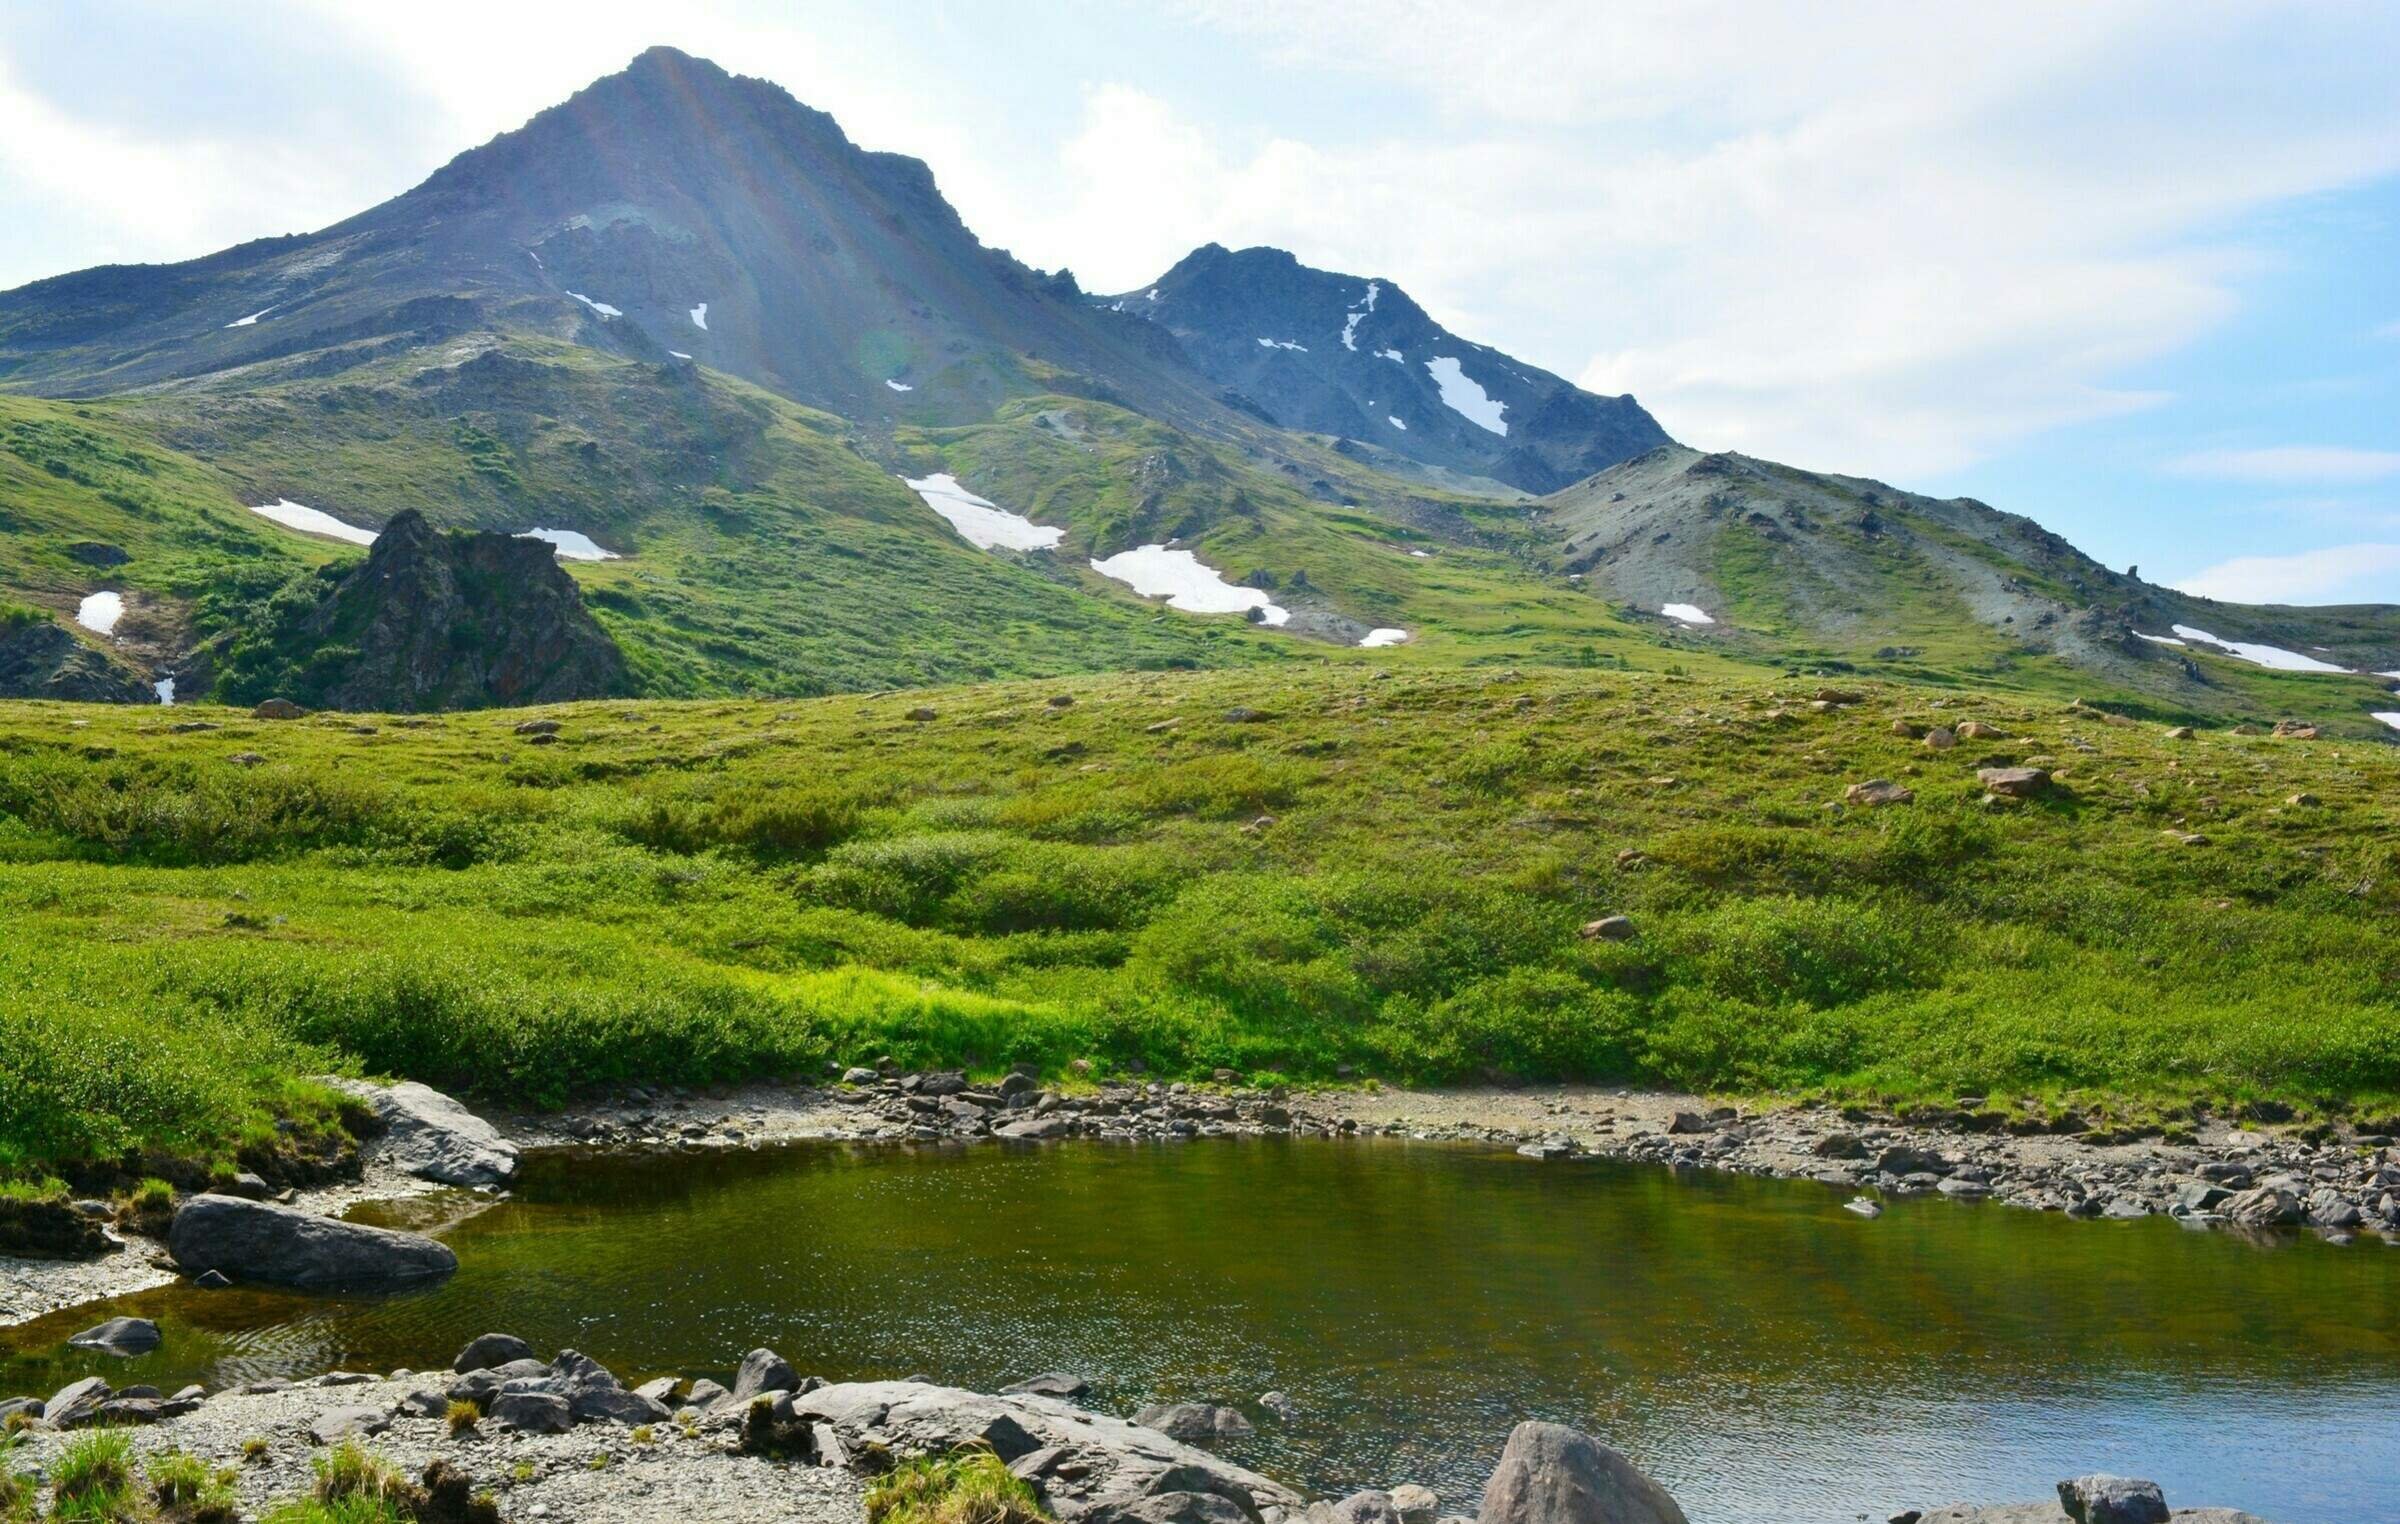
[93, 1397, 166, 1426]
[193, 1269, 232, 1289]
[2172, 1183, 2231, 1214]
[997, 1115, 1074, 1140]
[67, 1316, 162, 1355]
[2221, 1185, 2301, 1228]
[489, 1390, 573, 1433]
[1135, 1402, 1255, 1443]
[685, 1378, 731, 1409]
[731, 1348, 799, 1403]
[308, 1406, 392, 1443]
[1010, 1446, 1070, 1481]
[0, 1398, 41, 1422]
[168, 1194, 456, 1291]
[1391, 1486, 1441, 1524]
[398, 1389, 448, 1417]
[1259, 1391, 1297, 1419]
[330, 1078, 519, 1187]
[44, 1376, 112, 1428]
[1093, 1493, 1255, 1524]
[2056, 1476, 2167, 1524]
[634, 1376, 683, 1405]
[797, 1381, 1296, 1517]
[1002, 1372, 1092, 1399]
[1876, 1145, 1951, 1177]
[455, 1333, 535, 1371]
[1327, 1492, 1405, 1524]
[1476, 1420, 1687, 1524]
[573, 1385, 672, 1425]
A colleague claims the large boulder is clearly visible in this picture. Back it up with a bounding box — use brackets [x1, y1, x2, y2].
[67, 1316, 161, 1355]
[793, 1381, 1297, 1519]
[454, 1333, 535, 1372]
[730, 1348, 799, 1403]
[167, 1194, 457, 1291]
[489, 1390, 572, 1433]
[331, 1079, 519, 1187]
[1476, 1421, 1687, 1524]
[44, 1376, 113, 1428]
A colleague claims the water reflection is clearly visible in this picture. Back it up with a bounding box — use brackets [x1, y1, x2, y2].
[6, 1139, 2394, 1523]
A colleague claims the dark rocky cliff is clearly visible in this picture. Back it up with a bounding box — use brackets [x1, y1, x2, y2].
[228, 511, 627, 712]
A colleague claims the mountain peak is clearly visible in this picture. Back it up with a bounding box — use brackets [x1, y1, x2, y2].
[1110, 245, 1669, 492]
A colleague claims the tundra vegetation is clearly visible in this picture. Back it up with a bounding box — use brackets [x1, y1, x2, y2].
[1, 663, 2395, 1190]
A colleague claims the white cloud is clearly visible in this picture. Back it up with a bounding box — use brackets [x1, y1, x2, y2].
[2377, 319, 2400, 340]
[2176, 542, 2400, 604]
[2164, 447, 2400, 484]
[1146, 0, 2400, 476]
[1, 1, 2397, 490]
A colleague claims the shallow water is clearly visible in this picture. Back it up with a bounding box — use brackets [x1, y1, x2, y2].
[6, 1139, 2394, 1522]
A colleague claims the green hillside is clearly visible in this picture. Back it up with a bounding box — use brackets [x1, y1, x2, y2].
[4, 664, 2394, 1184]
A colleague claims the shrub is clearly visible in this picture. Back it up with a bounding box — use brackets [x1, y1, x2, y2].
[445, 1400, 480, 1436]
[866, 1449, 1050, 1524]
[50, 1429, 137, 1515]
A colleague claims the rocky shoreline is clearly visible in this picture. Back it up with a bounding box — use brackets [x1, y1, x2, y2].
[12, 1070, 2392, 1326]
[2, 1342, 2272, 1524]
[516, 1070, 2400, 1246]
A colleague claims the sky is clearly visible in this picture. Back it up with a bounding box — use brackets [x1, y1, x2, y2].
[2, 1, 2396, 603]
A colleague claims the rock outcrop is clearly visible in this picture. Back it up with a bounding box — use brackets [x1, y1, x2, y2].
[0, 612, 153, 702]
[226, 510, 627, 712]
[166, 1194, 458, 1291]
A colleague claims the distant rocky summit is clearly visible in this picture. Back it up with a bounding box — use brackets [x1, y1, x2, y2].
[216, 510, 628, 712]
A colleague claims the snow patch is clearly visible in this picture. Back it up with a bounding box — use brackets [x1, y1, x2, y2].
[904, 474, 1064, 553]
[154, 677, 174, 706]
[886, 379, 914, 392]
[1143, 288, 1158, 301]
[1378, 349, 1404, 364]
[1359, 627, 1408, 648]
[224, 306, 273, 329]
[248, 499, 378, 547]
[669, 351, 692, 360]
[566, 292, 622, 318]
[1409, 549, 1431, 558]
[1388, 415, 1408, 431]
[2374, 712, 2400, 733]
[1425, 356, 1508, 435]
[1341, 281, 1382, 351]
[1257, 337, 1308, 352]
[518, 528, 619, 561]
[688, 302, 708, 330]
[1661, 603, 1714, 625]
[1088, 544, 1286, 623]
[2133, 632, 2187, 647]
[75, 591, 123, 634]
[2170, 624, 2349, 673]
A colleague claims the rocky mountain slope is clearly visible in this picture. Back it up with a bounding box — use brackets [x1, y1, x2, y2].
[0, 47, 1210, 433]
[1105, 245, 1670, 493]
[0, 46, 2389, 730]
[202, 509, 629, 711]
[1541, 446, 2400, 728]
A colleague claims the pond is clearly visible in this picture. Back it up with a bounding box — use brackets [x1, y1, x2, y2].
[6, 1139, 2395, 1523]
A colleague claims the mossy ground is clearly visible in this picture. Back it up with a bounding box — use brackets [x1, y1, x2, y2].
[2, 663, 2395, 1180]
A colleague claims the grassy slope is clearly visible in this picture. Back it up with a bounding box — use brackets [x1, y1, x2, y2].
[0, 348, 1312, 698]
[3, 664, 2395, 1179]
